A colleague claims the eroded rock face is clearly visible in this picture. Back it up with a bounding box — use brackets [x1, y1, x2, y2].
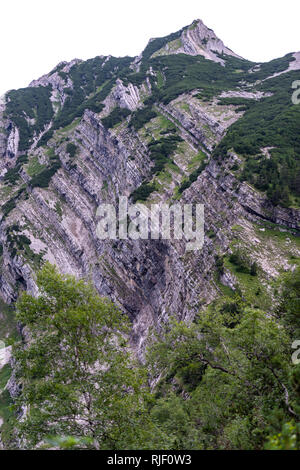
[151, 19, 243, 64]
[1, 100, 298, 354]
[0, 19, 299, 357]
[0, 100, 13, 166]
[0, 94, 299, 354]
[180, 19, 243, 64]
[29, 59, 79, 108]
[6, 125, 19, 159]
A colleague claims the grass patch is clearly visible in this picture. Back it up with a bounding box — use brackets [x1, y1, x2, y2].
[0, 365, 11, 391]
[26, 157, 46, 177]
[224, 257, 272, 310]
[254, 222, 300, 249]
[58, 118, 81, 134]
[156, 71, 165, 88]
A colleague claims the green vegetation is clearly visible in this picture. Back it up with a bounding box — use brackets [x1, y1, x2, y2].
[177, 152, 207, 194]
[11, 264, 167, 450]
[228, 248, 257, 275]
[3, 263, 299, 450]
[25, 156, 46, 177]
[101, 107, 131, 129]
[6, 226, 31, 259]
[217, 96, 256, 113]
[0, 364, 11, 391]
[52, 56, 133, 131]
[141, 27, 185, 65]
[4, 155, 28, 185]
[130, 106, 158, 130]
[215, 69, 300, 207]
[131, 182, 157, 203]
[5, 56, 135, 152]
[145, 54, 253, 105]
[66, 142, 78, 158]
[29, 150, 61, 188]
[5, 86, 54, 151]
[146, 268, 300, 449]
[2, 23, 300, 451]
[0, 298, 19, 447]
[4, 26, 298, 212]
[1, 199, 17, 218]
[0, 387, 14, 447]
[156, 70, 165, 88]
[0, 299, 18, 342]
[5, 224, 43, 268]
[148, 134, 183, 174]
[130, 133, 183, 201]
[1, 187, 26, 219]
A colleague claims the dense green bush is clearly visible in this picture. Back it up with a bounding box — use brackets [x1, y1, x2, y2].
[12, 264, 165, 450]
[66, 142, 78, 158]
[141, 27, 185, 66]
[215, 255, 225, 277]
[214, 69, 300, 206]
[130, 106, 158, 130]
[229, 248, 252, 273]
[2, 199, 16, 218]
[1, 187, 25, 218]
[30, 152, 61, 188]
[146, 268, 300, 450]
[52, 56, 133, 131]
[148, 134, 183, 174]
[37, 129, 54, 148]
[217, 96, 256, 112]
[131, 182, 157, 202]
[6, 86, 54, 151]
[4, 155, 29, 185]
[101, 107, 131, 129]
[4, 167, 21, 185]
[130, 134, 183, 202]
[177, 159, 207, 194]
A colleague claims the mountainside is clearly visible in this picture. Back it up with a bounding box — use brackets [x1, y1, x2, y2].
[0, 17, 300, 450]
[0, 19, 300, 354]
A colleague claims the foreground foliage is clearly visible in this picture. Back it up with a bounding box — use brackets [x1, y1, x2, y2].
[146, 268, 300, 450]
[4, 265, 300, 450]
[12, 264, 166, 449]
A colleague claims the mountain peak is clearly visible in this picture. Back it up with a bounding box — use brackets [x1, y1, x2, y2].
[149, 18, 243, 64]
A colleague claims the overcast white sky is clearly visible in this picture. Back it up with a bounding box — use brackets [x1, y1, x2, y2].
[1, 0, 300, 96]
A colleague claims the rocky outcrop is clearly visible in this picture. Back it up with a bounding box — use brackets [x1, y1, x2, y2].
[265, 51, 300, 80]
[237, 181, 300, 229]
[29, 59, 80, 110]
[101, 79, 151, 118]
[6, 125, 19, 159]
[157, 92, 242, 152]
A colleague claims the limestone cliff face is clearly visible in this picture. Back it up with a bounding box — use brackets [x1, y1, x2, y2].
[0, 18, 299, 355]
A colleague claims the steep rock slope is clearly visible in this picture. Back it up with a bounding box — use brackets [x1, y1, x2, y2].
[0, 18, 299, 356]
[150, 19, 242, 63]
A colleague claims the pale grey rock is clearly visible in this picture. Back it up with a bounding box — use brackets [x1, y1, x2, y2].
[220, 269, 237, 291]
[219, 90, 273, 100]
[264, 51, 300, 80]
[151, 19, 243, 65]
